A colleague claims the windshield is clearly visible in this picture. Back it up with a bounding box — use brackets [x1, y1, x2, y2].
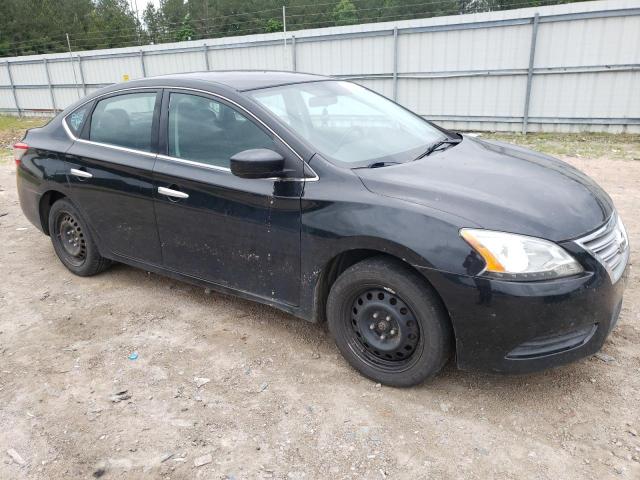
[248, 80, 444, 167]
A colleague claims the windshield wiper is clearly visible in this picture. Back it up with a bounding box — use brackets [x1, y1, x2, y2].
[415, 137, 462, 160]
[366, 161, 400, 168]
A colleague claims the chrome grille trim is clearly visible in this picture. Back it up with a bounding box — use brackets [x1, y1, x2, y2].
[575, 213, 629, 284]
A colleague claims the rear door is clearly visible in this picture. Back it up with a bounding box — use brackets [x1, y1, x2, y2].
[152, 89, 303, 305]
[64, 89, 163, 264]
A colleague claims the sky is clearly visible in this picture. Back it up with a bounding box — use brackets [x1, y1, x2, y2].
[129, 0, 160, 23]
[133, 0, 160, 14]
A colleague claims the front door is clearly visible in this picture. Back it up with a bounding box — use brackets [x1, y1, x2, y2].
[65, 90, 163, 264]
[152, 90, 302, 305]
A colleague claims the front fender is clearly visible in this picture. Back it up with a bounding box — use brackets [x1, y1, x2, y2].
[299, 175, 481, 322]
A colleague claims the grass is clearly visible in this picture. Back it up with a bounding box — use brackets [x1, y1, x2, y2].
[0, 115, 49, 163]
[0, 115, 639, 164]
[0, 115, 48, 131]
[482, 132, 640, 161]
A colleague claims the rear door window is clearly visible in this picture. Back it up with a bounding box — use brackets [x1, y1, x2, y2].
[167, 92, 276, 169]
[89, 92, 157, 152]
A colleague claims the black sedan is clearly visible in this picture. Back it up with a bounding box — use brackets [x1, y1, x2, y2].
[15, 71, 629, 387]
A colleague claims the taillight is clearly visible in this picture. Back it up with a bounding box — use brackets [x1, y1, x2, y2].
[13, 142, 28, 166]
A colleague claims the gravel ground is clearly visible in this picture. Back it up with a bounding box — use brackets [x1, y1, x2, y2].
[0, 150, 639, 479]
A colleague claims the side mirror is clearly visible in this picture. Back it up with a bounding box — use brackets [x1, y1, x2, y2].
[230, 149, 285, 179]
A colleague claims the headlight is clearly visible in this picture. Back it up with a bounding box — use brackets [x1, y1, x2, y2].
[460, 229, 583, 281]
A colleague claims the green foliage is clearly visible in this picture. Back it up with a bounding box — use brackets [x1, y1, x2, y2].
[83, 0, 140, 49]
[177, 13, 196, 41]
[333, 0, 358, 25]
[0, 0, 139, 56]
[265, 18, 283, 33]
[142, 4, 164, 44]
[0, 0, 589, 57]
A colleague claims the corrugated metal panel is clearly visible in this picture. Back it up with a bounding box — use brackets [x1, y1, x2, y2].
[0, 91, 15, 108]
[398, 76, 526, 117]
[47, 60, 80, 85]
[353, 78, 394, 99]
[53, 88, 83, 109]
[398, 24, 532, 72]
[82, 55, 144, 84]
[208, 44, 289, 70]
[16, 88, 50, 109]
[10, 62, 48, 85]
[297, 35, 392, 75]
[535, 16, 640, 67]
[529, 70, 640, 118]
[0, 66, 10, 86]
[0, 0, 638, 133]
[144, 50, 206, 76]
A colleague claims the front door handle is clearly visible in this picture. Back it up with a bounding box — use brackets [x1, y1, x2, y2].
[70, 168, 92, 179]
[158, 186, 189, 199]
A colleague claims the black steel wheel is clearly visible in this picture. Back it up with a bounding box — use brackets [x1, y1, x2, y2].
[48, 198, 111, 276]
[349, 288, 421, 369]
[327, 256, 452, 387]
[54, 212, 87, 267]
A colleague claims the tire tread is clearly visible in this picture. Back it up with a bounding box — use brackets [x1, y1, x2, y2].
[326, 256, 452, 387]
[48, 198, 111, 277]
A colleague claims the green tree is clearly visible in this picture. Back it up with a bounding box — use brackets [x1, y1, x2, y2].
[333, 0, 358, 26]
[264, 18, 283, 33]
[0, 0, 591, 58]
[143, 4, 163, 44]
[176, 13, 196, 41]
[84, 0, 140, 49]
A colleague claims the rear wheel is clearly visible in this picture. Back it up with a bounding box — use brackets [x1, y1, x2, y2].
[48, 198, 110, 276]
[327, 256, 452, 387]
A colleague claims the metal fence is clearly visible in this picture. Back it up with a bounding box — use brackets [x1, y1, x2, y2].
[1, 0, 639, 133]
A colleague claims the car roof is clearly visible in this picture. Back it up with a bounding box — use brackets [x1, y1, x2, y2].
[142, 70, 332, 92]
[58, 70, 338, 118]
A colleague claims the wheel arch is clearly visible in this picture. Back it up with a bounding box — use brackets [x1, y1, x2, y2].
[310, 248, 454, 339]
[39, 190, 67, 235]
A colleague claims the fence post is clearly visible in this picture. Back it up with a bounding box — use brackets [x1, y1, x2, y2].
[77, 56, 87, 96]
[291, 35, 297, 72]
[202, 44, 210, 71]
[43, 58, 57, 113]
[393, 27, 399, 101]
[139, 50, 146, 77]
[522, 13, 540, 134]
[5, 61, 21, 117]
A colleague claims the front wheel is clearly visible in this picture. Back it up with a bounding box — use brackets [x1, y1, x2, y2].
[327, 257, 452, 387]
[48, 198, 111, 276]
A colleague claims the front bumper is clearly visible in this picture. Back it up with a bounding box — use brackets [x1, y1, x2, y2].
[420, 248, 629, 374]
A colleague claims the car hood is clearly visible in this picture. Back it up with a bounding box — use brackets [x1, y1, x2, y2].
[355, 136, 614, 242]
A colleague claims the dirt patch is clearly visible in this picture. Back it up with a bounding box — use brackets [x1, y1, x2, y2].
[0, 132, 639, 479]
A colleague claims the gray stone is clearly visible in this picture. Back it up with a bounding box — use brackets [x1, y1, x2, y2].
[194, 377, 211, 388]
[6, 449, 25, 466]
[194, 453, 212, 467]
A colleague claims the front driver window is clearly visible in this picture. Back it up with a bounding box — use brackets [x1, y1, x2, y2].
[168, 93, 276, 169]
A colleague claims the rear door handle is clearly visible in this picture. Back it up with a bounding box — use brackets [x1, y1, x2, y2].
[158, 186, 189, 199]
[70, 168, 92, 179]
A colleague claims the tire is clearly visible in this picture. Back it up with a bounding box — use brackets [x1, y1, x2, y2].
[48, 198, 111, 277]
[327, 256, 452, 387]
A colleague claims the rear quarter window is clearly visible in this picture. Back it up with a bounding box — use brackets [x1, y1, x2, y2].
[66, 104, 91, 137]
